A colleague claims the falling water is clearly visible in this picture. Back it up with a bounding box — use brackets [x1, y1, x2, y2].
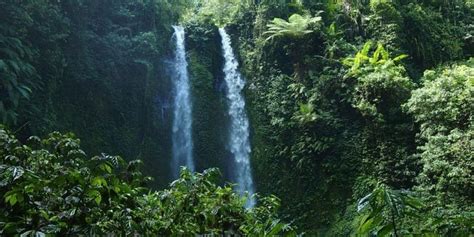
[219, 28, 255, 207]
[171, 26, 194, 178]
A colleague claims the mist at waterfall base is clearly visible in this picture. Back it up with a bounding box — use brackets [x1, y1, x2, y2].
[170, 26, 195, 178]
[219, 28, 256, 208]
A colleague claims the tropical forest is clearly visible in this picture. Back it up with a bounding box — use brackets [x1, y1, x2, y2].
[0, 0, 473, 236]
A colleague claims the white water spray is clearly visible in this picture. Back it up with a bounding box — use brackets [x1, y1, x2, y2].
[171, 26, 194, 178]
[219, 28, 255, 207]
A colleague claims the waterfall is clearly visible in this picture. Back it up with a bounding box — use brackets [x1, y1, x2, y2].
[171, 26, 194, 178]
[219, 28, 255, 207]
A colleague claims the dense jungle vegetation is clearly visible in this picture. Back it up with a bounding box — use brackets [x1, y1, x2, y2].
[1, 0, 473, 236]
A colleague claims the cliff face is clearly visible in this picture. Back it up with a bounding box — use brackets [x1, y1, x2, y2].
[4, 0, 180, 187]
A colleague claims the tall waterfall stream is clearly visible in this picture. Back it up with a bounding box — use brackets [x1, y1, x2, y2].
[219, 28, 256, 207]
[171, 26, 195, 178]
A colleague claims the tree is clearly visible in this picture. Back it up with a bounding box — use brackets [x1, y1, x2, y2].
[264, 13, 322, 41]
[264, 13, 322, 79]
[406, 60, 473, 202]
[403, 59, 473, 235]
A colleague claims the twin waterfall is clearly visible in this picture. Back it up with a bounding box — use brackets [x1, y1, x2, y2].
[219, 28, 255, 207]
[170, 26, 255, 207]
[171, 26, 195, 178]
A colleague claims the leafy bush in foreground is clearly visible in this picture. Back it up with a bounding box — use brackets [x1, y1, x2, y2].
[0, 126, 296, 236]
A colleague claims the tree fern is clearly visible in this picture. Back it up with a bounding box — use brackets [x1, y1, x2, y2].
[264, 13, 322, 41]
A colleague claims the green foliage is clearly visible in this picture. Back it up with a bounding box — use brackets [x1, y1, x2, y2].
[356, 183, 425, 236]
[402, 60, 474, 235]
[0, 2, 39, 125]
[370, 0, 392, 11]
[406, 60, 474, 202]
[401, 3, 464, 68]
[343, 41, 412, 121]
[182, 0, 251, 26]
[0, 126, 296, 235]
[365, 0, 404, 54]
[0, 126, 145, 235]
[324, 23, 353, 60]
[264, 13, 322, 41]
[343, 41, 408, 77]
[0, 36, 36, 125]
[0, 0, 186, 186]
[355, 182, 474, 236]
[295, 102, 318, 123]
[1, 0, 473, 235]
[241, 196, 297, 236]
